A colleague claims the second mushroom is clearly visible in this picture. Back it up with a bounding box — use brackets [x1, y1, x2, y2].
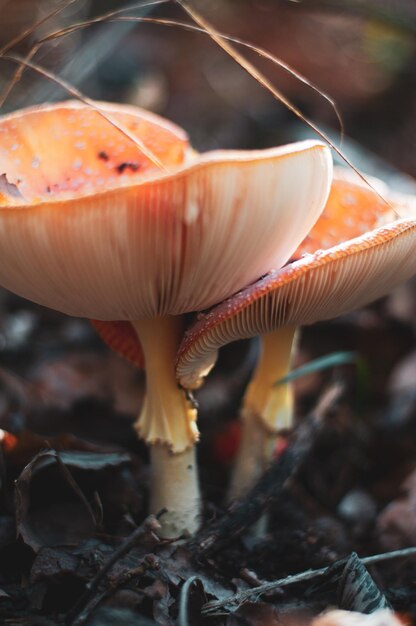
[176, 171, 416, 502]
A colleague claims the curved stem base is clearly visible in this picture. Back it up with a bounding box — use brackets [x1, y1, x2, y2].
[150, 443, 200, 538]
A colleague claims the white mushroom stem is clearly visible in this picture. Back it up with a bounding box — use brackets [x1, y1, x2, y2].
[150, 444, 200, 538]
[131, 316, 200, 537]
[228, 326, 297, 502]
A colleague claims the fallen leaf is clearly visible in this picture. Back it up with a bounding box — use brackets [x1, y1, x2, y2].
[15, 449, 131, 551]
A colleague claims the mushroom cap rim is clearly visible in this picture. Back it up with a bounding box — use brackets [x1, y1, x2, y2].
[177, 215, 416, 360]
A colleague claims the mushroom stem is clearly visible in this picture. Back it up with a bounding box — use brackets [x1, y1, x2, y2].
[150, 444, 200, 538]
[131, 316, 200, 537]
[228, 326, 297, 502]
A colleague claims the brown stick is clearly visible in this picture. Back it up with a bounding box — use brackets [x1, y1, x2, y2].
[66, 516, 162, 626]
[203, 546, 416, 614]
[192, 384, 343, 557]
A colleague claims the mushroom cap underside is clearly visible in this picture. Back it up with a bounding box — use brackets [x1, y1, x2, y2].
[177, 217, 416, 388]
[92, 172, 394, 368]
[0, 100, 332, 320]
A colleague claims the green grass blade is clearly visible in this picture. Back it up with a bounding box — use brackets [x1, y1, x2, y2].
[274, 351, 358, 386]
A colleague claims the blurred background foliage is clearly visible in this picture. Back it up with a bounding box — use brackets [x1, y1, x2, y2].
[0, 0, 415, 178]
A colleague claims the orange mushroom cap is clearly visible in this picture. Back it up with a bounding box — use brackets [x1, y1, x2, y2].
[176, 176, 416, 388]
[0, 100, 331, 324]
[294, 168, 394, 258]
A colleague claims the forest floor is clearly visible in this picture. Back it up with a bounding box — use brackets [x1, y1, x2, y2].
[0, 284, 416, 625]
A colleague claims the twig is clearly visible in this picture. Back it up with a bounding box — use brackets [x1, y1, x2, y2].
[195, 446, 302, 556]
[75, 557, 159, 624]
[66, 515, 161, 626]
[192, 384, 343, 556]
[362, 546, 416, 567]
[202, 546, 416, 614]
[110, 557, 158, 589]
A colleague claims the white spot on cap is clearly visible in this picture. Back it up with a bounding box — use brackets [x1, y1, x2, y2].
[185, 199, 199, 225]
[344, 193, 356, 206]
[32, 157, 40, 169]
[72, 159, 82, 170]
[71, 177, 84, 188]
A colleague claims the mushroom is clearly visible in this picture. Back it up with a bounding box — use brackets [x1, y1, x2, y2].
[0, 99, 332, 535]
[176, 172, 416, 501]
